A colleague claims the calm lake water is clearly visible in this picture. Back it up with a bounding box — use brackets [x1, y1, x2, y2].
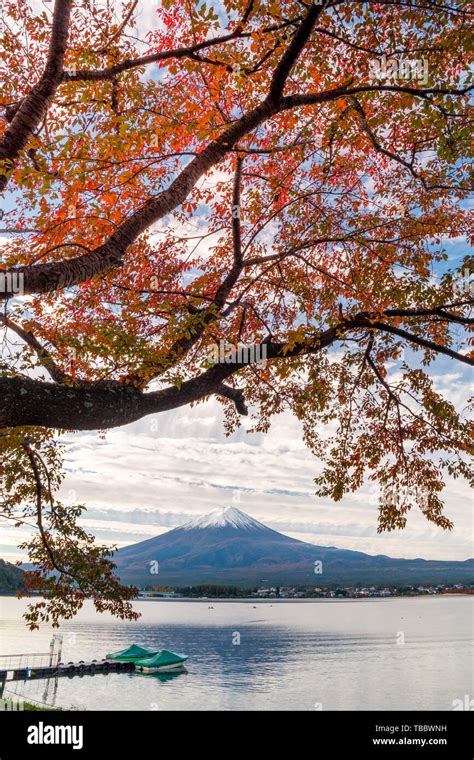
[0, 596, 472, 711]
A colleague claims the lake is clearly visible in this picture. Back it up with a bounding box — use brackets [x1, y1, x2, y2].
[0, 596, 472, 711]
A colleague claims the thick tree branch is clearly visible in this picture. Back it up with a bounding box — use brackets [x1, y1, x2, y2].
[231, 155, 244, 267]
[216, 383, 249, 415]
[1, 312, 471, 430]
[268, 2, 325, 103]
[368, 319, 473, 365]
[382, 305, 474, 326]
[281, 83, 473, 110]
[0, 0, 73, 192]
[0, 100, 275, 299]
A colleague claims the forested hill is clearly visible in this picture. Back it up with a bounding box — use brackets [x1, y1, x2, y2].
[0, 559, 24, 593]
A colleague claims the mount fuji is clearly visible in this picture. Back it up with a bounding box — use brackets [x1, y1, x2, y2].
[113, 507, 473, 587]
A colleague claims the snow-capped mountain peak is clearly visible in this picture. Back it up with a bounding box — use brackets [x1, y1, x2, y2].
[182, 506, 267, 531]
[115, 505, 474, 587]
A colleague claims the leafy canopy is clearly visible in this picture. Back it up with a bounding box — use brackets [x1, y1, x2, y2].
[0, 0, 472, 625]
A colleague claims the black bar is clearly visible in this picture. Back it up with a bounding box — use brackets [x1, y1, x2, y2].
[0, 710, 472, 757]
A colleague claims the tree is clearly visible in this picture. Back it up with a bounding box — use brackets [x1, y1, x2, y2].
[0, 0, 472, 627]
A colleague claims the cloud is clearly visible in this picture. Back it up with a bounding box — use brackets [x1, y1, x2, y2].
[3, 381, 459, 564]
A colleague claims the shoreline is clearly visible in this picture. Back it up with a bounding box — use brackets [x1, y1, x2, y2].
[133, 592, 472, 603]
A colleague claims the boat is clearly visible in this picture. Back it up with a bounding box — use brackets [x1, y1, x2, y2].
[106, 643, 159, 662]
[134, 650, 188, 673]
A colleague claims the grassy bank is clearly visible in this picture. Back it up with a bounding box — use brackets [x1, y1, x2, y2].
[2, 697, 62, 711]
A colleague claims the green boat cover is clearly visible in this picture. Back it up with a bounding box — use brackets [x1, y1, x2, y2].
[106, 644, 159, 661]
[135, 650, 188, 668]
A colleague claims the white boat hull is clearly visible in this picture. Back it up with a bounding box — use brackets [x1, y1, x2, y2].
[137, 662, 186, 673]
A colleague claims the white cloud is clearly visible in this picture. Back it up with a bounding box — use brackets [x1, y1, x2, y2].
[4, 387, 462, 564]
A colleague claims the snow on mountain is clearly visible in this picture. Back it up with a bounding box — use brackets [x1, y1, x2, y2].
[114, 506, 474, 586]
[182, 506, 268, 531]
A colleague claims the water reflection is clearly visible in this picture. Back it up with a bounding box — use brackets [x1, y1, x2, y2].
[0, 597, 471, 711]
[132, 669, 188, 683]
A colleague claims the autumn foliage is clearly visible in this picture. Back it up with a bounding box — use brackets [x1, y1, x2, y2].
[0, 0, 472, 625]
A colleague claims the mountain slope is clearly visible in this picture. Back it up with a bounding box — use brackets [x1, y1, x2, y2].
[0, 559, 24, 593]
[113, 507, 473, 587]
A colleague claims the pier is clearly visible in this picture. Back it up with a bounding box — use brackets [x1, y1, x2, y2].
[0, 635, 134, 689]
[0, 658, 135, 683]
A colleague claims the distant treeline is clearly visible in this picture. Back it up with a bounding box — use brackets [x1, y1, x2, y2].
[171, 584, 472, 598]
[175, 584, 255, 598]
[0, 559, 24, 593]
[174, 584, 357, 598]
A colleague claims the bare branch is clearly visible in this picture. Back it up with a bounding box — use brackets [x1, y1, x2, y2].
[0, 313, 68, 383]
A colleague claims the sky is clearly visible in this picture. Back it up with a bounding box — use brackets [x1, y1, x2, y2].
[1, 1, 472, 565]
[1, 368, 472, 563]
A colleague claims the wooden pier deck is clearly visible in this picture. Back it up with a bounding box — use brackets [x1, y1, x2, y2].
[0, 659, 135, 682]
